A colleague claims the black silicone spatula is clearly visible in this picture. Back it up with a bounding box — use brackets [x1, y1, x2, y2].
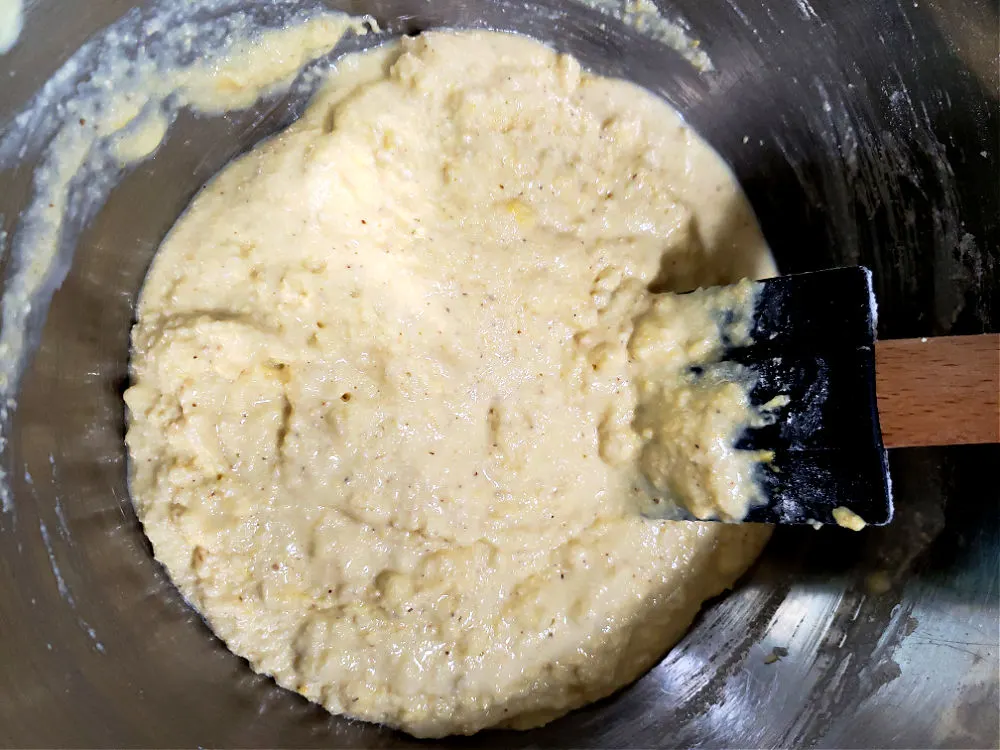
[689, 266, 1000, 528]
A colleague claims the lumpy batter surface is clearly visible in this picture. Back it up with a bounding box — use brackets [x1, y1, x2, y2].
[125, 31, 773, 737]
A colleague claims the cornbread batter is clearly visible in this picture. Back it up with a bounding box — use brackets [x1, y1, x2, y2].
[125, 31, 773, 737]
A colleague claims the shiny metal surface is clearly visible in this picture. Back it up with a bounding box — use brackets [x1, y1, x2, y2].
[0, 0, 997, 747]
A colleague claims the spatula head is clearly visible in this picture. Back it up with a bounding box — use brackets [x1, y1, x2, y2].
[729, 266, 893, 526]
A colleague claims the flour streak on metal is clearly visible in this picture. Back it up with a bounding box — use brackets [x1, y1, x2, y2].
[791, 0, 818, 21]
[38, 520, 71, 603]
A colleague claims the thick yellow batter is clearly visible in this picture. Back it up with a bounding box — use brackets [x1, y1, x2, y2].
[125, 31, 773, 737]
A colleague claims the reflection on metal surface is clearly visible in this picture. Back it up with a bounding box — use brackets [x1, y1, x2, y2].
[0, 0, 997, 747]
[925, 0, 1000, 94]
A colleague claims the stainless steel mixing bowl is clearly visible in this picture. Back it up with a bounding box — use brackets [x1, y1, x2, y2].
[0, 0, 997, 746]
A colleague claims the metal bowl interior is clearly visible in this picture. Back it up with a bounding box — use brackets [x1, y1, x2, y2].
[0, 0, 996, 747]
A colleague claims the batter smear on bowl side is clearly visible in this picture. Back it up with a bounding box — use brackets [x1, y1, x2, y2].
[125, 30, 775, 737]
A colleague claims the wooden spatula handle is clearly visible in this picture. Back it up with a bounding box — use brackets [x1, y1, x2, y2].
[875, 334, 1000, 448]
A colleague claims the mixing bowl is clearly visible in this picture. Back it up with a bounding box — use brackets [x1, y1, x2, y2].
[0, 0, 996, 746]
